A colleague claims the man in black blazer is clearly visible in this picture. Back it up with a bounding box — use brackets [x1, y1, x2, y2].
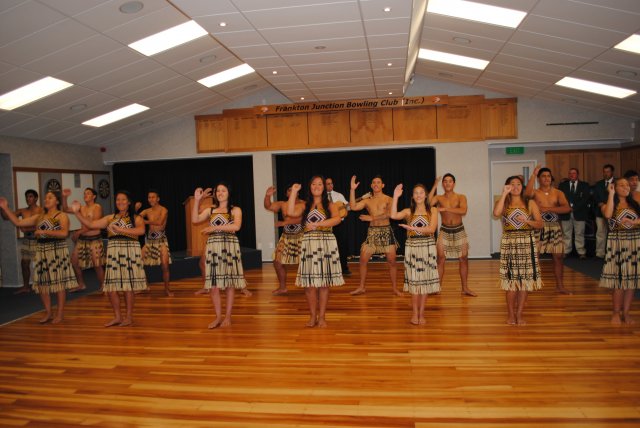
[591, 164, 615, 258]
[559, 168, 591, 258]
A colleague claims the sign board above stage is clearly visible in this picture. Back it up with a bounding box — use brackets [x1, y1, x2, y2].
[254, 95, 448, 115]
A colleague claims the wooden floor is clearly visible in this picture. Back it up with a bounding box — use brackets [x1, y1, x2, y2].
[0, 260, 639, 427]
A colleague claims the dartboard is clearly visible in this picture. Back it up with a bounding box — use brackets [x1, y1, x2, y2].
[98, 179, 110, 199]
[46, 178, 61, 193]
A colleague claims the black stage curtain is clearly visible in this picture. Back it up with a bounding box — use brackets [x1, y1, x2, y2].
[275, 147, 436, 257]
[112, 156, 256, 251]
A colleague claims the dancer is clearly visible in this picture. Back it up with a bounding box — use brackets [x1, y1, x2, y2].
[493, 175, 543, 326]
[1, 189, 43, 294]
[428, 174, 476, 296]
[391, 183, 439, 325]
[62, 188, 104, 292]
[71, 190, 147, 327]
[525, 166, 572, 294]
[137, 190, 173, 296]
[264, 185, 304, 295]
[349, 175, 399, 296]
[287, 176, 344, 328]
[599, 178, 640, 325]
[192, 183, 247, 328]
[623, 170, 640, 203]
[0, 192, 77, 323]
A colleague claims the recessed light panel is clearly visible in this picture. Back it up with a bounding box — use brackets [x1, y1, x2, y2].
[197, 64, 255, 88]
[555, 77, 636, 99]
[129, 20, 208, 56]
[615, 34, 640, 55]
[419, 48, 488, 70]
[83, 104, 149, 127]
[427, 0, 526, 28]
[0, 77, 73, 110]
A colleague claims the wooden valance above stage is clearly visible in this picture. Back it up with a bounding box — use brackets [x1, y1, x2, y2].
[195, 94, 517, 153]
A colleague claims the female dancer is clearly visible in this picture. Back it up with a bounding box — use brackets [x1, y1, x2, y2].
[493, 176, 543, 325]
[264, 185, 304, 295]
[391, 183, 439, 325]
[0, 192, 77, 323]
[600, 178, 640, 324]
[72, 190, 147, 327]
[192, 183, 247, 329]
[287, 176, 344, 328]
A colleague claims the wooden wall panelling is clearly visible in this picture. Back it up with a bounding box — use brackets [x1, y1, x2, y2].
[307, 111, 351, 147]
[266, 113, 309, 149]
[583, 150, 620, 184]
[482, 98, 517, 139]
[436, 95, 484, 141]
[620, 147, 639, 175]
[545, 151, 584, 186]
[392, 106, 437, 141]
[195, 115, 227, 153]
[225, 109, 267, 151]
[349, 109, 393, 145]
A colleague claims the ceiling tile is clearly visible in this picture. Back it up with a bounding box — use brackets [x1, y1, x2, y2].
[243, 3, 360, 29]
[519, 14, 628, 48]
[0, 1, 65, 47]
[171, 0, 238, 17]
[531, 0, 640, 33]
[37, 0, 106, 16]
[259, 22, 364, 44]
[73, 0, 168, 33]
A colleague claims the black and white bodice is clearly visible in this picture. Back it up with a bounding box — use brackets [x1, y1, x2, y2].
[36, 213, 62, 240]
[407, 214, 430, 237]
[541, 211, 559, 223]
[608, 207, 639, 231]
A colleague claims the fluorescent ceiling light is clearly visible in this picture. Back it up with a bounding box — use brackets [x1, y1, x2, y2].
[198, 64, 255, 88]
[0, 77, 73, 110]
[614, 34, 640, 55]
[555, 77, 636, 99]
[83, 103, 149, 127]
[427, 0, 526, 28]
[129, 20, 208, 56]
[418, 48, 488, 70]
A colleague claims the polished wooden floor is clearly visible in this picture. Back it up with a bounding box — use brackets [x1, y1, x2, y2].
[0, 260, 639, 427]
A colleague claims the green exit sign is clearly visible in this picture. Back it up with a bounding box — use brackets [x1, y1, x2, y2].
[505, 147, 525, 155]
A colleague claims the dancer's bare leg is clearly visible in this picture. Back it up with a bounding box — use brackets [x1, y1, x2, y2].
[317, 287, 329, 328]
[350, 249, 371, 295]
[553, 253, 571, 294]
[160, 246, 173, 296]
[195, 253, 208, 295]
[208, 287, 223, 328]
[459, 244, 476, 296]
[221, 288, 235, 327]
[38, 292, 52, 323]
[305, 288, 318, 327]
[386, 250, 401, 296]
[272, 259, 288, 295]
[92, 246, 105, 291]
[506, 291, 516, 325]
[611, 290, 623, 325]
[51, 290, 66, 324]
[516, 290, 528, 325]
[410, 294, 420, 325]
[418, 294, 427, 324]
[119, 291, 134, 326]
[70, 247, 86, 292]
[105, 291, 122, 327]
[622, 289, 635, 325]
[15, 258, 32, 294]
[436, 241, 446, 290]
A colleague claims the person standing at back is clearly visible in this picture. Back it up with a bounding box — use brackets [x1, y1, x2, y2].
[558, 168, 591, 259]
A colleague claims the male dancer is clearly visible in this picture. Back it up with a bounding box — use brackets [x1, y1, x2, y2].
[428, 174, 476, 296]
[1, 189, 43, 294]
[349, 175, 400, 296]
[525, 166, 572, 294]
[62, 188, 104, 292]
[325, 177, 351, 275]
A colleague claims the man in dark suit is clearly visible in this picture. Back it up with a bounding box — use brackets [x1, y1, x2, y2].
[591, 164, 615, 258]
[558, 168, 591, 258]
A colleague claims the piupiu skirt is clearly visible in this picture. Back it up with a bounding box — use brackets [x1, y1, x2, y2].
[204, 232, 246, 290]
[538, 221, 564, 255]
[600, 228, 640, 290]
[273, 231, 302, 265]
[437, 223, 469, 259]
[499, 230, 543, 291]
[360, 225, 399, 255]
[33, 239, 78, 294]
[296, 230, 344, 288]
[76, 236, 105, 269]
[142, 236, 172, 266]
[404, 235, 440, 295]
[103, 237, 147, 292]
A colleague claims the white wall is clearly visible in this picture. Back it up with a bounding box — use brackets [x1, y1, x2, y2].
[101, 76, 636, 260]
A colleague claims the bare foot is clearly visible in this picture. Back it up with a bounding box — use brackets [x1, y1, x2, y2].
[241, 289, 252, 297]
[305, 318, 317, 328]
[119, 319, 133, 327]
[555, 288, 573, 295]
[272, 288, 288, 295]
[13, 287, 31, 295]
[350, 288, 366, 296]
[316, 319, 327, 328]
[611, 313, 622, 325]
[104, 318, 121, 327]
[51, 316, 63, 324]
[506, 316, 516, 325]
[393, 289, 404, 297]
[418, 317, 426, 325]
[410, 317, 420, 325]
[623, 314, 635, 325]
[69, 285, 86, 293]
[462, 289, 477, 297]
[221, 318, 231, 327]
[165, 289, 175, 297]
[38, 314, 52, 324]
[516, 316, 527, 326]
[208, 318, 222, 329]
[195, 288, 208, 296]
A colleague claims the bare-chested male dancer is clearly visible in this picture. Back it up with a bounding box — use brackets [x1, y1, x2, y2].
[428, 174, 476, 296]
[62, 188, 104, 292]
[525, 166, 572, 294]
[349, 175, 400, 296]
[1, 189, 43, 294]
